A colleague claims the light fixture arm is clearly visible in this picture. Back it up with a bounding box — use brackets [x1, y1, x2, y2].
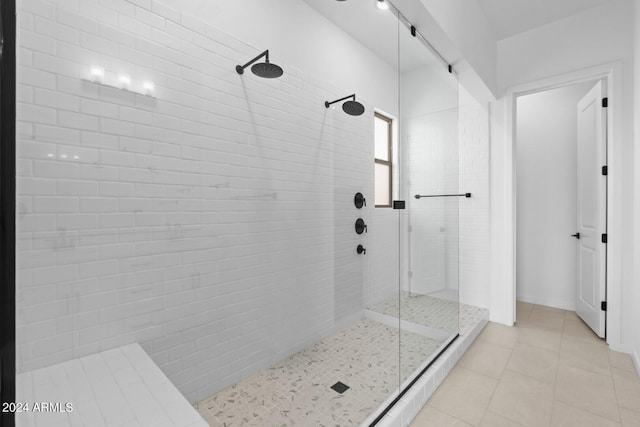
[236, 50, 270, 75]
[325, 94, 356, 108]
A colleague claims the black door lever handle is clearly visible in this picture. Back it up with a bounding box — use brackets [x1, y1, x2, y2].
[571, 233, 580, 239]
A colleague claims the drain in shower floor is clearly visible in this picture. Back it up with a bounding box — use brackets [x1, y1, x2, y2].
[330, 381, 350, 394]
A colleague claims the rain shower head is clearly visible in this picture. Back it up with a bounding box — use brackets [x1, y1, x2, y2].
[235, 50, 283, 79]
[325, 94, 365, 116]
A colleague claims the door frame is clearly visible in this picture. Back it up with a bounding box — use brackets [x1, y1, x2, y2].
[502, 62, 622, 349]
[1, 0, 16, 425]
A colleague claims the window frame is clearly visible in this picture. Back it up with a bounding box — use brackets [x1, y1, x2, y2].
[374, 112, 393, 208]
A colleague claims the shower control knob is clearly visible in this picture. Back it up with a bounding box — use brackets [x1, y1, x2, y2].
[355, 218, 367, 234]
[354, 192, 366, 209]
[357, 245, 366, 255]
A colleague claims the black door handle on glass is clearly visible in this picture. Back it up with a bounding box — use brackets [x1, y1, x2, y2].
[571, 233, 580, 239]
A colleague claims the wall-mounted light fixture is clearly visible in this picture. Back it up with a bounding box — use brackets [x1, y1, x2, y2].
[117, 74, 131, 90]
[83, 65, 156, 98]
[89, 66, 105, 84]
[376, 0, 389, 10]
[142, 81, 155, 96]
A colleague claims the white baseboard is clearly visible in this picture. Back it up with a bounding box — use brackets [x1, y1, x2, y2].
[516, 294, 576, 311]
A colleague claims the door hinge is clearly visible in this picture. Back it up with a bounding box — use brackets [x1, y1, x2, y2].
[602, 165, 608, 176]
[602, 97, 608, 108]
[601, 301, 607, 311]
[601, 234, 608, 244]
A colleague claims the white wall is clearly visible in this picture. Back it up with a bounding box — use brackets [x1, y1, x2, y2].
[15, 0, 398, 404]
[633, 0, 640, 373]
[160, 0, 399, 117]
[417, 0, 498, 97]
[400, 65, 457, 296]
[162, 0, 406, 314]
[497, 1, 634, 95]
[490, 0, 635, 352]
[398, 65, 491, 308]
[458, 88, 491, 309]
[515, 82, 593, 310]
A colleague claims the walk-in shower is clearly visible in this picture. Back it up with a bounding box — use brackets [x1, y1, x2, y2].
[11, 0, 481, 426]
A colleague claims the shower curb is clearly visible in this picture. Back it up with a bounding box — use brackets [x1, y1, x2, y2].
[370, 309, 489, 427]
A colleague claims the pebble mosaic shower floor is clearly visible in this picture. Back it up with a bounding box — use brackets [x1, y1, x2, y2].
[368, 291, 460, 333]
[197, 298, 486, 427]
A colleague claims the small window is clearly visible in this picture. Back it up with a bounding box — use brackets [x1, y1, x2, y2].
[374, 112, 392, 207]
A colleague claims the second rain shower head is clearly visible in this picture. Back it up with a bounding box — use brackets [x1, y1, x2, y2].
[325, 94, 365, 116]
[236, 50, 283, 79]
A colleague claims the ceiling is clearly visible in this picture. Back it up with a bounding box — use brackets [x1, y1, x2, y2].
[476, 0, 615, 40]
[302, 0, 617, 70]
[301, 0, 440, 72]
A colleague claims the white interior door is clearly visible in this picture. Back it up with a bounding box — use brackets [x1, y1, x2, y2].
[575, 81, 607, 338]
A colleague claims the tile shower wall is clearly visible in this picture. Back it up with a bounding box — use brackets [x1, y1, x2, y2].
[405, 109, 458, 293]
[458, 97, 490, 309]
[401, 65, 459, 296]
[400, 66, 490, 305]
[15, 0, 377, 403]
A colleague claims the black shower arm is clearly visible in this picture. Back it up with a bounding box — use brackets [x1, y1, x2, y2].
[325, 94, 356, 108]
[237, 50, 270, 71]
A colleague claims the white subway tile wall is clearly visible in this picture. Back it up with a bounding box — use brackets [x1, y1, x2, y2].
[16, 0, 373, 403]
[458, 101, 490, 309]
[405, 109, 459, 295]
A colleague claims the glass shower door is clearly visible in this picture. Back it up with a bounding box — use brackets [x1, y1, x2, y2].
[398, 22, 460, 388]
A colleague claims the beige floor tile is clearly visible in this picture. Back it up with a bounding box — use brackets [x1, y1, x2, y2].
[550, 401, 621, 427]
[612, 369, 640, 413]
[480, 411, 526, 427]
[620, 408, 640, 427]
[612, 367, 640, 382]
[458, 340, 512, 379]
[516, 301, 534, 319]
[609, 351, 638, 374]
[519, 308, 564, 332]
[531, 304, 568, 315]
[517, 327, 562, 352]
[488, 370, 554, 427]
[506, 343, 559, 384]
[560, 336, 611, 376]
[555, 364, 620, 422]
[429, 366, 498, 426]
[563, 317, 601, 342]
[410, 405, 472, 427]
[477, 322, 520, 349]
[416, 304, 636, 427]
[564, 310, 580, 320]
